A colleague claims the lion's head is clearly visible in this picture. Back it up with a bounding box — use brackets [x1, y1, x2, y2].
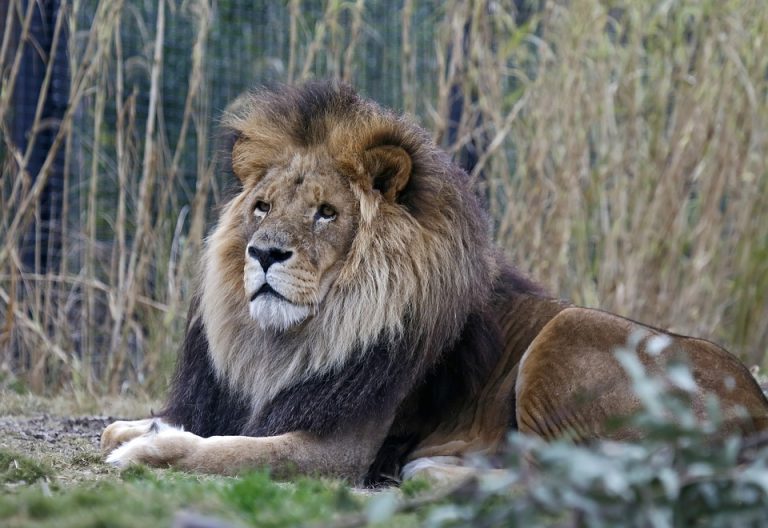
[199, 82, 498, 412]
[241, 152, 362, 330]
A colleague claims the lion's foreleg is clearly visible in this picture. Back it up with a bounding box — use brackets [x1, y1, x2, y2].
[105, 423, 379, 480]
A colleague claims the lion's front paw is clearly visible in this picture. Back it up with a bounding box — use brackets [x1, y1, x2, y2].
[105, 423, 201, 469]
[101, 418, 160, 453]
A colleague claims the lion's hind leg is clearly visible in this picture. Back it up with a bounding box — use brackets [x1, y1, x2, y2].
[514, 308, 645, 442]
[402, 456, 509, 486]
[515, 306, 768, 441]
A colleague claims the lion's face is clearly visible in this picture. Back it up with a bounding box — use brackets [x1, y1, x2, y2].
[241, 152, 360, 331]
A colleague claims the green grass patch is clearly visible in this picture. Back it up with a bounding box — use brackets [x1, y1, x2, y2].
[119, 464, 153, 482]
[399, 477, 431, 498]
[0, 467, 384, 528]
[220, 471, 361, 527]
[1, 479, 180, 528]
[0, 450, 53, 485]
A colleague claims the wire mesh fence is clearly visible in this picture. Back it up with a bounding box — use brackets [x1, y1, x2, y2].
[2, 0, 767, 396]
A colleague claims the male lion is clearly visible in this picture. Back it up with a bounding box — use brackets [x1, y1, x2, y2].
[102, 81, 768, 484]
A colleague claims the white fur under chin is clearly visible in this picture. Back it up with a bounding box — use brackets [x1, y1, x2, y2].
[249, 297, 311, 331]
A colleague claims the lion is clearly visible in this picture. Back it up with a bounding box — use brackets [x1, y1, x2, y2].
[102, 81, 768, 485]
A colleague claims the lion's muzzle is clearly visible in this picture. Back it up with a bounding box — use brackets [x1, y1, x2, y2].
[244, 242, 312, 330]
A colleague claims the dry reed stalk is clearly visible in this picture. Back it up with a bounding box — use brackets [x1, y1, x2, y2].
[19, 2, 67, 174]
[479, 2, 522, 224]
[156, 0, 210, 304]
[300, 0, 338, 81]
[173, 38, 213, 293]
[0, 0, 36, 212]
[0, 267, 14, 360]
[432, 0, 470, 146]
[176, 111, 214, 311]
[0, 285, 69, 366]
[326, 3, 343, 79]
[2, 0, 767, 396]
[0, 0, 18, 70]
[469, 91, 528, 183]
[0, 0, 125, 267]
[0, 273, 167, 312]
[400, 0, 415, 115]
[287, 0, 301, 85]
[150, 0, 212, 379]
[341, 0, 364, 83]
[82, 68, 108, 394]
[0, 0, 36, 127]
[112, 22, 128, 304]
[107, 0, 165, 393]
[448, 0, 484, 157]
[484, 1, 768, 360]
[55, 0, 80, 354]
[1, 0, 124, 392]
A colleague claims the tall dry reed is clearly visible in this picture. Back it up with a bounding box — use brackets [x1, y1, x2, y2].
[1, 0, 766, 397]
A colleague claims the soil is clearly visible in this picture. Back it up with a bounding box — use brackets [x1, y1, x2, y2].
[0, 413, 118, 486]
[0, 390, 159, 487]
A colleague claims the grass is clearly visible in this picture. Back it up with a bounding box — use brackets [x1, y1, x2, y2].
[0, 385, 160, 418]
[0, 389, 411, 528]
[0, 455, 417, 528]
[0, 450, 53, 485]
[2, 468, 237, 528]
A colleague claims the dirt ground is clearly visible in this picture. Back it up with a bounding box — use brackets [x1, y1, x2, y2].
[0, 414, 111, 485]
[0, 390, 160, 486]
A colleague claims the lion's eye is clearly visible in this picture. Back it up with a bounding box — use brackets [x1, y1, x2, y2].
[254, 200, 270, 217]
[317, 204, 336, 220]
[316, 203, 337, 221]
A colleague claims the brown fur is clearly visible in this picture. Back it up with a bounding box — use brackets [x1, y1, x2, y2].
[515, 307, 768, 441]
[101, 82, 768, 484]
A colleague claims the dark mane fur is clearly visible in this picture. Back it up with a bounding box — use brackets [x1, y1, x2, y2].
[162, 297, 250, 437]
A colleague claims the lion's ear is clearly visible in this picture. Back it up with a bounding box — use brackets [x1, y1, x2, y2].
[231, 135, 274, 184]
[364, 145, 412, 202]
[230, 136, 249, 183]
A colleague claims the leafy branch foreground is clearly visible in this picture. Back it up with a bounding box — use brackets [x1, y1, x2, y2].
[3, 343, 768, 527]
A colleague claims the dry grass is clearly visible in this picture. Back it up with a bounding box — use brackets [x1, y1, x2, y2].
[1, 0, 767, 398]
[486, 1, 768, 366]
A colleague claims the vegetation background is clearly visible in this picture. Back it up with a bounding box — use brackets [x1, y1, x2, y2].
[1, 0, 767, 401]
[3, 1, 768, 526]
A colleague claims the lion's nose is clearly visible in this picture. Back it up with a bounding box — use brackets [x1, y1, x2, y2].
[247, 245, 293, 271]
